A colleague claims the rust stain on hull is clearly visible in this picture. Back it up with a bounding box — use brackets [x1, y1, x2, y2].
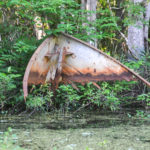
[62, 72, 135, 83]
[23, 33, 150, 99]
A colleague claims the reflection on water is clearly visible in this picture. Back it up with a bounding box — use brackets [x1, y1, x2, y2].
[0, 111, 150, 150]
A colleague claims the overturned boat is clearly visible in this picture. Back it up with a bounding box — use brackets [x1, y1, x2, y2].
[23, 33, 150, 99]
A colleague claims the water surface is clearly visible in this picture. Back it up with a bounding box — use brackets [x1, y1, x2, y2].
[0, 111, 150, 150]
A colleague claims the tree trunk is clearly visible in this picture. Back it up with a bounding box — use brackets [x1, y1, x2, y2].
[128, 0, 150, 59]
[128, 0, 145, 59]
[144, 1, 150, 52]
[81, 0, 97, 47]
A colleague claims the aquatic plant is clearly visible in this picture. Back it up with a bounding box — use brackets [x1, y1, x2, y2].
[0, 127, 25, 150]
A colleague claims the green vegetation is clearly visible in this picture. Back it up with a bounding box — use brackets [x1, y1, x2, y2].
[0, 0, 150, 114]
[0, 127, 25, 150]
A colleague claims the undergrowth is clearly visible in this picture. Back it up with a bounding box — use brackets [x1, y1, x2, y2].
[0, 0, 150, 114]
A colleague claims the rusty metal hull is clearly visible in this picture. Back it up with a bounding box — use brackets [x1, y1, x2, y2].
[23, 33, 150, 99]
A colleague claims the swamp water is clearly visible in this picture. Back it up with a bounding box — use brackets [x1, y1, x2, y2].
[0, 111, 150, 150]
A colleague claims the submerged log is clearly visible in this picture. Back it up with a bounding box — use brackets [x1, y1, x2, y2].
[23, 33, 150, 99]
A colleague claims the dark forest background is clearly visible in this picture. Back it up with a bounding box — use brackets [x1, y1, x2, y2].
[0, 0, 150, 116]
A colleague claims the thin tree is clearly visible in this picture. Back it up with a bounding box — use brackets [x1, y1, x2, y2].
[128, 0, 150, 59]
[81, 0, 97, 47]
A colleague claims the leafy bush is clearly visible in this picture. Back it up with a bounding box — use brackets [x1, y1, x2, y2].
[54, 81, 135, 112]
[26, 84, 53, 111]
[0, 37, 38, 111]
[0, 73, 19, 109]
